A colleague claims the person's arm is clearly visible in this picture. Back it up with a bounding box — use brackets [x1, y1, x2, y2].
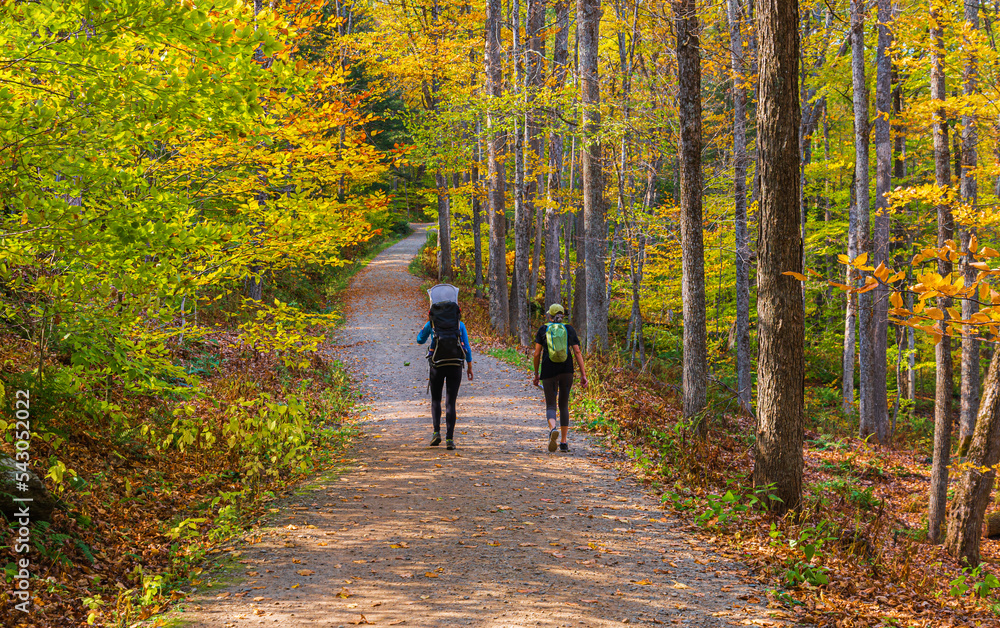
[416, 321, 432, 345]
[461, 323, 474, 381]
[532, 343, 544, 387]
[573, 345, 588, 388]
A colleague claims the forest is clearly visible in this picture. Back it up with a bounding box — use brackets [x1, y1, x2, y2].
[3, 0, 1000, 625]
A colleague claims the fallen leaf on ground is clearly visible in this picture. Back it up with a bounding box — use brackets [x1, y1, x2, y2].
[672, 582, 690, 589]
[297, 569, 315, 576]
[351, 615, 374, 625]
[336, 588, 353, 598]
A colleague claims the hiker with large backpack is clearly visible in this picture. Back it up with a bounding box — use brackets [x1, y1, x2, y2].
[532, 304, 588, 452]
[417, 284, 474, 450]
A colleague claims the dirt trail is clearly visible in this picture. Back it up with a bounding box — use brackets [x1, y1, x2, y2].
[183, 226, 788, 627]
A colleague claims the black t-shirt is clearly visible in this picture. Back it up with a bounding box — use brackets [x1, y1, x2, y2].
[535, 323, 580, 380]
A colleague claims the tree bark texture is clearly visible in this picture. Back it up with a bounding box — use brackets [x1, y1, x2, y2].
[435, 171, 453, 281]
[512, 0, 531, 345]
[486, 0, 509, 333]
[472, 139, 485, 298]
[579, 0, 608, 351]
[527, 0, 546, 308]
[544, 0, 568, 308]
[676, 0, 707, 429]
[753, 0, 804, 514]
[728, 0, 752, 414]
[959, 0, 980, 448]
[852, 0, 877, 437]
[945, 346, 1000, 567]
[929, 0, 953, 544]
[863, 0, 891, 444]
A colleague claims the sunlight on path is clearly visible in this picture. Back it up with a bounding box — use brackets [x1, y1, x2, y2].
[182, 226, 792, 628]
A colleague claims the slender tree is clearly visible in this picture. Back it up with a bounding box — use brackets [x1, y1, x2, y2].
[959, 0, 981, 449]
[579, 0, 608, 350]
[928, 0, 953, 544]
[851, 0, 875, 430]
[512, 0, 531, 344]
[863, 0, 892, 444]
[545, 0, 570, 308]
[473, 128, 485, 298]
[728, 0, 752, 413]
[676, 0, 707, 431]
[486, 0, 509, 333]
[753, 0, 804, 514]
[527, 0, 546, 307]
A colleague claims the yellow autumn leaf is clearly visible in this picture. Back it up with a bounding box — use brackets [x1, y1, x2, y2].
[925, 307, 945, 320]
[890, 292, 903, 309]
[782, 271, 807, 281]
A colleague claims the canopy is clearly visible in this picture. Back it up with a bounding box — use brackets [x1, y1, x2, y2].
[428, 283, 460, 305]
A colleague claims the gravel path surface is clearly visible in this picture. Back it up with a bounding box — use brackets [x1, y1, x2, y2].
[182, 226, 790, 627]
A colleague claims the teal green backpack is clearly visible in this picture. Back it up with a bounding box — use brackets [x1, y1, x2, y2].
[545, 323, 569, 363]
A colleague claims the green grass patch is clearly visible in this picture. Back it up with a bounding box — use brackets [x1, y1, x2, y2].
[486, 346, 532, 372]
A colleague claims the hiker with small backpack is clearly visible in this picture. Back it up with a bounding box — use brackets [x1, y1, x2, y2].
[532, 303, 588, 452]
[417, 284, 474, 450]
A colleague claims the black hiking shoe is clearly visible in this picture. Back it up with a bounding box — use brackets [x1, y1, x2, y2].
[446, 439, 456, 450]
[548, 428, 559, 453]
[559, 442, 570, 453]
[430, 432, 441, 446]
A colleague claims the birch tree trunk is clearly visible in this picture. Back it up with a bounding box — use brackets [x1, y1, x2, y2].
[753, 0, 804, 514]
[578, 0, 608, 351]
[676, 0, 707, 431]
[959, 0, 981, 451]
[486, 0, 509, 333]
[929, 0, 954, 544]
[728, 0, 752, 413]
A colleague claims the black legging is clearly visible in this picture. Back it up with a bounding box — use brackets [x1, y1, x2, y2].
[429, 364, 463, 439]
[542, 372, 574, 427]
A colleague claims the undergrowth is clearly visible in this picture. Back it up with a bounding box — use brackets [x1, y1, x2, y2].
[0, 229, 404, 626]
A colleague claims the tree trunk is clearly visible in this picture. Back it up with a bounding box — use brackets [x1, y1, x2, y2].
[852, 0, 876, 436]
[959, 0, 981, 451]
[544, 0, 569, 309]
[472, 132, 485, 299]
[676, 0, 707, 431]
[863, 0, 891, 444]
[929, 0, 953, 544]
[753, 0, 804, 514]
[728, 0, 752, 414]
[579, 0, 607, 351]
[486, 0, 509, 333]
[512, 0, 531, 344]
[435, 171, 453, 281]
[945, 346, 1000, 567]
[527, 0, 546, 309]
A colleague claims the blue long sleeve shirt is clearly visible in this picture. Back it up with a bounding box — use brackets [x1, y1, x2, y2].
[417, 321, 473, 364]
